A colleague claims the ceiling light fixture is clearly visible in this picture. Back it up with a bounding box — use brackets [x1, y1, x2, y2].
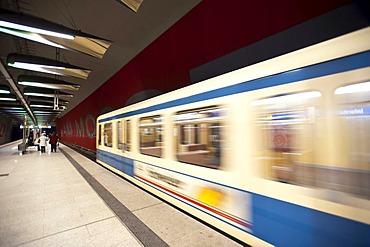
[30, 101, 66, 110]
[0, 106, 23, 110]
[18, 75, 80, 91]
[0, 94, 16, 101]
[0, 101, 20, 106]
[34, 110, 60, 115]
[33, 110, 63, 114]
[0, 84, 11, 94]
[0, 8, 112, 59]
[24, 87, 73, 98]
[27, 96, 69, 104]
[7, 54, 91, 79]
[3, 109, 26, 113]
[116, 0, 144, 12]
[0, 59, 36, 125]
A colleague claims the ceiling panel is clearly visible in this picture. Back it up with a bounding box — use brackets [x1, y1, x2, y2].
[0, 0, 201, 126]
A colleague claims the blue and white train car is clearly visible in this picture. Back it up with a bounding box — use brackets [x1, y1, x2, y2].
[97, 27, 370, 246]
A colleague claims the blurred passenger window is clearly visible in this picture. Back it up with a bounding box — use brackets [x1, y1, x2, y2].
[98, 124, 102, 146]
[334, 81, 370, 198]
[104, 123, 113, 147]
[174, 106, 225, 169]
[118, 121, 124, 150]
[125, 120, 131, 151]
[140, 116, 163, 157]
[252, 91, 322, 183]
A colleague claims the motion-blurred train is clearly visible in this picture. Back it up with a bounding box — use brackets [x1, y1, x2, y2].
[97, 27, 370, 246]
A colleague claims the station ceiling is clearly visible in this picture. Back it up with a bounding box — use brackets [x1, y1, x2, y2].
[0, 0, 201, 126]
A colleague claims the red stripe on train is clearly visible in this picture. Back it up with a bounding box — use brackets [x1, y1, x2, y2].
[135, 174, 251, 229]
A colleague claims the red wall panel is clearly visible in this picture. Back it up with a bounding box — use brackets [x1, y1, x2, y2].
[57, 0, 350, 151]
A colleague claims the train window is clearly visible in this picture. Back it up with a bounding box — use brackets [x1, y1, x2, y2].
[139, 116, 163, 157]
[333, 81, 370, 198]
[125, 120, 131, 151]
[117, 120, 131, 151]
[252, 91, 322, 183]
[104, 123, 113, 147]
[98, 124, 102, 146]
[174, 106, 225, 169]
[117, 121, 124, 150]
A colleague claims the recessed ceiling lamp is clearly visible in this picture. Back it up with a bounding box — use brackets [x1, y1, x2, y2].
[7, 54, 91, 79]
[18, 75, 80, 91]
[0, 84, 11, 94]
[0, 93, 16, 101]
[0, 8, 112, 59]
[24, 87, 73, 98]
[116, 0, 144, 12]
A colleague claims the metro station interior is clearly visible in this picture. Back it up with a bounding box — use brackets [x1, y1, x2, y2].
[0, 0, 369, 246]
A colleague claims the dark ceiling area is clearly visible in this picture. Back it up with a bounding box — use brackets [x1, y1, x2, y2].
[0, 0, 201, 126]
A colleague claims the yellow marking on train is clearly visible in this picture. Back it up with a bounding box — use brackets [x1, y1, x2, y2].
[197, 187, 224, 208]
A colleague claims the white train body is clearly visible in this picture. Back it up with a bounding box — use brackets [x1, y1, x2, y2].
[97, 28, 370, 246]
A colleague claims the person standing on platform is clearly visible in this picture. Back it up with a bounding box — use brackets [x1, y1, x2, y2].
[39, 133, 48, 153]
[49, 132, 59, 153]
[34, 133, 40, 151]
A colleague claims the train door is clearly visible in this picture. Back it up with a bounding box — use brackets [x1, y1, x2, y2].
[252, 91, 322, 183]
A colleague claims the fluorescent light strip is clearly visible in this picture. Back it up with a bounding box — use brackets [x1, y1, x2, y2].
[0, 20, 74, 40]
[334, 81, 370, 95]
[0, 90, 10, 94]
[19, 81, 53, 88]
[8, 62, 66, 75]
[34, 111, 60, 114]
[30, 104, 53, 108]
[24, 92, 73, 98]
[0, 97, 16, 101]
[18, 81, 61, 90]
[0, 107, 23, 110]
[0, 27, 67, 49]
[18, 81, 80, 90]
[24, 92, 52, 97]
[5, 110, 26, 113]
[251, 91, 322, 106]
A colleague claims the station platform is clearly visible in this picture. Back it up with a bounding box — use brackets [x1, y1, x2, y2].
[0, 141, 242, 247]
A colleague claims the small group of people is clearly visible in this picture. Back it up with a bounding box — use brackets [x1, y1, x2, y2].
[34, 132, 59, 153]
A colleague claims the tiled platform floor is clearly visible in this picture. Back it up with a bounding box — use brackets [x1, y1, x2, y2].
[0, 141, 141, 247]
[0, 141, 243, 246]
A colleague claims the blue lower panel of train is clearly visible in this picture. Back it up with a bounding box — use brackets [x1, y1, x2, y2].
[96, 150, 134, 177]
[252, 193, 369, 247]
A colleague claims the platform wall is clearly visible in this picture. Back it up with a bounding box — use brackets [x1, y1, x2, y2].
[56, 0, 350, 151]
[0, 117, 16, 145]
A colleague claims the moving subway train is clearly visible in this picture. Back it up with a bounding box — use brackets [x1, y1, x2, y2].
[97, 28, 370, 246]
